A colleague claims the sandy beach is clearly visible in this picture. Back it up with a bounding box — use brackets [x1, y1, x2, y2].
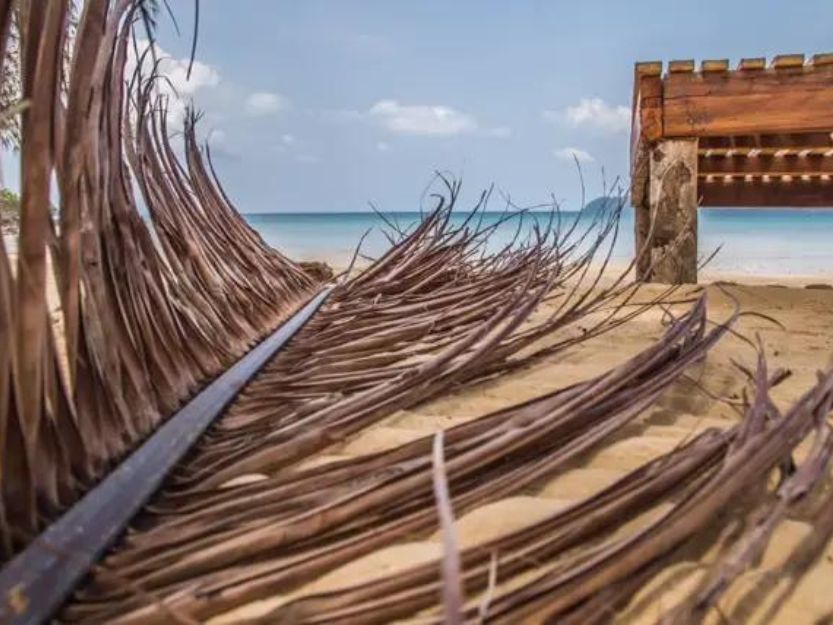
[7, 5, 833, 623]
[200, 252, 833, 624]
[7, 231, 833, 623]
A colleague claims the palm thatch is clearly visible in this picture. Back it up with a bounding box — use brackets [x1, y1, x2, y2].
[2, 3, 833, 625]
[0, 0, 317, 559]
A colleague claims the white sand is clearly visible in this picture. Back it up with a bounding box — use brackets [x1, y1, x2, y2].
[213, 257, 833, 624]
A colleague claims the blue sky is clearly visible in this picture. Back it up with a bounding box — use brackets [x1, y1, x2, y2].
[12, 1, 833, 213]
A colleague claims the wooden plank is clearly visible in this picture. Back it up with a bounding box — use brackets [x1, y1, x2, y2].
[698, 154, 833, 176]
[638, 139, 698, 283]
[701, 59, 729, 73]
[738, 57, 766, 71]
[699, 132, 833, 152]
[664, 66, 833, 136]
[636, 75, 663, 142]
[698, 136, 745, 150]
[669, 59, 695, 73]
[0, 287, 333, 625]
[631, 69, 663, 207]
[635, 61, 663, 77]
[699, 177, 833, 206]
[700, 147, 833, 156]
[809, 53, 833, 67]
[771, 53, 805, 69]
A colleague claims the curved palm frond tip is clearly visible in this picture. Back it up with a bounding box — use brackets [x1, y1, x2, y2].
[0, 0, 318, 559]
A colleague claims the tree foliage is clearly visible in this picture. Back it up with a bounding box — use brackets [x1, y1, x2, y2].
[0, 187, 18, 233]
[0, 3, 79, 152]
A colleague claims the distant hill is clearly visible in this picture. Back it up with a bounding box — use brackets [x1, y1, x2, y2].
[583, 196, 623, 214]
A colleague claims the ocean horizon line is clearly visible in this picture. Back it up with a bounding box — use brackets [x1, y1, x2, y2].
[241, 206, 833, 216]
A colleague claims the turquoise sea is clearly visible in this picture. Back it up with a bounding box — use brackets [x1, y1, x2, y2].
[244, 209, 833, 278]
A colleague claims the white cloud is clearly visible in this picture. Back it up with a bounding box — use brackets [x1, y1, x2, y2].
[127, 39, 220, 96]
[164, 59, 219, 97]
[376, 141, 390, 152]
[368, 100, 477, 136]
[553, 147, 595, 163]
[295, 154, 320, 164]
[281, 134, 295, 146]
[126, 39, 221, 126]
[204, 129, 240, 159]
[245, 92, 287, 116]
[544, 97, 630, 134]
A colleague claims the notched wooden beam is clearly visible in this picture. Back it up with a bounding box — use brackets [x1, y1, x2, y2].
[699, 177, 833, 207]
[635, 61, 663, 76]
[771, 54, 805, 69]
[698, 154, 833, 176]
[631, 62, 665, 206]
[738, 57, 766, 71]
[701, 59, 729, 73]
[699, 132, 833, 153]
[669, 59, 695, 74]
[664, 66, 833, 136]
[809, 53, 833, 67]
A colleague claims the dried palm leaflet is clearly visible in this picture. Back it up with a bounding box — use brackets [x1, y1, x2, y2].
[3, 0, 702, 618]
[488, 363, 833, 625]
[62, 241, 711, 623]
[168, 182, 666, 493]
[0, 0, 318, 559]
[216, 358, 832, 625]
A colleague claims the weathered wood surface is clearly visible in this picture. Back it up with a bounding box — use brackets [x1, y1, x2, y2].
[771, 53, 805, 69]
[737, 57, 766, 71]
[668, 59, 695, 74]
[630, 65, 664, 207]
[700, 58, 729, 73]
[635, 139, 698, 284]
[631, 55, 833, 213]
[663, 65, 833, 137]
[699, 132, 833, 152]
[700, 177, 833, 207]
[699, 154, 833, 176]
[698, 132, 833, 158]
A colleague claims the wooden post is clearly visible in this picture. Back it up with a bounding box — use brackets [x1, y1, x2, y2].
[635, 138, 698, 284]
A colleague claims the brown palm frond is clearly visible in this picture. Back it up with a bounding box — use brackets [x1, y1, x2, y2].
[58, 190, 706, 623]
[4, 5, 833, 625]
[0, 0, 318, 560]
[174, 345, 829, 625]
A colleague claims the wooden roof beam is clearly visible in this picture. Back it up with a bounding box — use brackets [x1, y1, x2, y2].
[698, 154, 833, 176]
[635, 61, 663, 77]
[699, 147, 833, 157]
[699, 177, 833, 207]
[668, 59, 695, 74]
[701, 59, 729, 73]
[809, 53, 833, 67]
[771, 54, 805, 69]
[738, 57, 766, 71]
[630, 62, 664, 206]
[663, 64, 833, 136]
[699, 132, 833, 150]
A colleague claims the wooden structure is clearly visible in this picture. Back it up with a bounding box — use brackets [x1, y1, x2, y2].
[631, 53, 833, 283]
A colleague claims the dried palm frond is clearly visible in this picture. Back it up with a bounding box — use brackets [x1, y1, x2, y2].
[191, 351, 831, 625]
[0, 0, 317, 559]
[7, 4, 832, 625]
[58, 182, 700, 623]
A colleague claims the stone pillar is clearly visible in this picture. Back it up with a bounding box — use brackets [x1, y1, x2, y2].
[635, 138, 698, 284]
